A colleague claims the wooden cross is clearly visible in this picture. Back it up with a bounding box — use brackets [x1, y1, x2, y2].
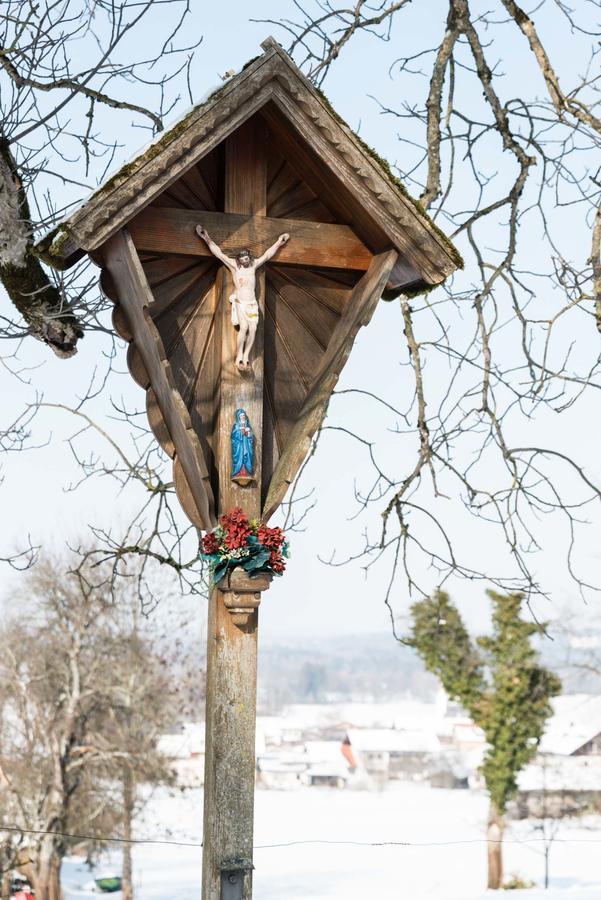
[126, 130, 375, 519]
[100, 116, 401, 900]
[122, 118, 383, 524]
[38, 37, 460, 900]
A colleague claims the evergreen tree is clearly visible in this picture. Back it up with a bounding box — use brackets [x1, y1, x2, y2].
[409, 590, 561, 889]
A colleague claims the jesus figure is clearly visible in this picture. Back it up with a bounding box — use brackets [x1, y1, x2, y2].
[195, 225, 290, 370]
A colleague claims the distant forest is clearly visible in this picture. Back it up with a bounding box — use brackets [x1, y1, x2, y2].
[256, 628, 601, 711]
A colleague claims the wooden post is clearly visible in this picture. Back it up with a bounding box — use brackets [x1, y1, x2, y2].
[202, 118, 267, 900]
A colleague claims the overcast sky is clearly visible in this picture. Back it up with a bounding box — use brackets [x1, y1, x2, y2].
[1, 1, 599, 648]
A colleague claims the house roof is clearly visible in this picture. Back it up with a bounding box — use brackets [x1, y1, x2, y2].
[540, 694, 601, 756]
[303, 740, 347, 764]
[518, 754, 601, 792]
[157, 721, 206, 758]
[345, 728, 441, 754]
[37, 37, 461, 291]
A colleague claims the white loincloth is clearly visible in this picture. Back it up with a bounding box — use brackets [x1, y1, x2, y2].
[230, 294, 259, 326]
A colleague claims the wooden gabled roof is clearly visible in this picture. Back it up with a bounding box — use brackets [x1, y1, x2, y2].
[39, 37, 461, 294]
[38, 40, 462, 531]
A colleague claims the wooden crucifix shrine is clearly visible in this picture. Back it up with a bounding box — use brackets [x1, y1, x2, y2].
[38, 37, 460, 900]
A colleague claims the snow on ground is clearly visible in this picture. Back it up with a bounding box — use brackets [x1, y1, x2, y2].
[62, 783, 601, 899]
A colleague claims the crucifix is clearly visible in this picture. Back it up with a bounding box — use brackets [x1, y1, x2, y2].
[195, 224, 290, 371]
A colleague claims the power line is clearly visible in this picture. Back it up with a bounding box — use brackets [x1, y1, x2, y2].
[3, 824, 601, 851]
[0, 825, 203, 849]
[255, 837, 601, 849]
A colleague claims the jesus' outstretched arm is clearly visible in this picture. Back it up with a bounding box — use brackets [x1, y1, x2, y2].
[195, 225, 237, 271]
[254, 233, 290, 268]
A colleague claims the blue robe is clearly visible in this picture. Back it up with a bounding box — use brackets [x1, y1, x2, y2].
[231, 409, 254, 478]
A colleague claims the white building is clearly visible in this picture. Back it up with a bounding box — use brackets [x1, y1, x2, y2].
[540, 694, 601, 756]
[157, 722, 205, 786]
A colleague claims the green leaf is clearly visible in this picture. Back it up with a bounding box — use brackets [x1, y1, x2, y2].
[213, 561, 229, 584]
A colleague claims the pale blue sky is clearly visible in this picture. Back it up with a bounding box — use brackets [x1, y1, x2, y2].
[1, 1, 600, 644]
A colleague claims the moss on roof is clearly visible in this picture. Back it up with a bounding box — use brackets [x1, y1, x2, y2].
[89, 54, 280, 211]
[382, 280, 441, 302]
[34, 225, 73, 269]
[66, 74, 240, 225]
[313, 86, 463, 272]
[41, 43, 463, 280]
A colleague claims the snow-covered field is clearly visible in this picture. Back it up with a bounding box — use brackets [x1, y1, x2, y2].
[62, 783, 601, 899]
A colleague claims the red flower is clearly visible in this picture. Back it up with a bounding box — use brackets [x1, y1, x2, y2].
[220, 507, 249, 529]
[269, 550, 286, 574]
[201, 532, 220, 555]
[258, 525, 286, 550]
[221, 507, 252, 550]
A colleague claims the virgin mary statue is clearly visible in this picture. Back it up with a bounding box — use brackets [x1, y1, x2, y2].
[231, 408, 255, 486]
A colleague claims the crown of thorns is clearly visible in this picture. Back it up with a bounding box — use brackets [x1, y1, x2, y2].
[235, 248, 253, 259]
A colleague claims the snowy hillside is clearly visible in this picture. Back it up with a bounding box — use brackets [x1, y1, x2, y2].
[61, 783, 601, 900]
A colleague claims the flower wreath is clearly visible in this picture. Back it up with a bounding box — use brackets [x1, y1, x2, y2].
[200, 507, 290, 584]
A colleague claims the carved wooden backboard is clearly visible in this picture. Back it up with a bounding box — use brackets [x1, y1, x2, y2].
[100, 109, 399, 529]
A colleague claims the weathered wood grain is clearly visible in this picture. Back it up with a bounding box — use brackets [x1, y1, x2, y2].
[69, 55, 280, 250]
[150, 263, 213, 320]
[260, 376, 280, 505]
[146, 388, 174, 457]
[111, 304, 132, 342]
[128, 207, 373, 271]
[268, 89, 448, 285]
[262, 249, 398, 521]
[154, 268, 216, 353]
[102, 227, 216, 530]
[142, 255, 202, 289]
[202, 118, 267, 900]
[165, 280, 217, 407]
[268, 269, 339, 348]
[99, 269, 118, 302]
[126, 343, 149, 388]
[265, 280, 324, 374]
[259, 104, 388, 253]
[47, 44, 459, 289]
[268, 180, 316, 219]
[273, 265, 356, 316]
[263, 286, 308, 451]
[180, 162, 218, 210]
[284, 198, 336, 223]
[150, 189, 187, 209]
[169, 274, 221, 530]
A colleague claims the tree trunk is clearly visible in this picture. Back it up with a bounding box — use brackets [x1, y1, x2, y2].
[121, 767, 135, 900]
[0, 139, 82, 357]
[34, 847, 62, 900]
[487, 802, 504, 890]
[1, 870, 10, 900]
[33, 829, 65, 900]
[34, 836, 53, 900]
[48, 857, 62, 900]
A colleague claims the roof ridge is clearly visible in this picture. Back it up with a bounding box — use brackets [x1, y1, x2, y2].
[36, 38, 462, 286]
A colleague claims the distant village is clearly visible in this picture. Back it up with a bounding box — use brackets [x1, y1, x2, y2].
[159, 692, 601, 820]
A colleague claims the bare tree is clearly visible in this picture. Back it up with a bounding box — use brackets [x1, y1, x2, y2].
[3, 1, 601, 628]
[0, 555, 115, 899]
[0, 550, 186, 899]
[0, 0, 198, 356]
[255, 1, 601, 617]
[88, 591, 193, 900]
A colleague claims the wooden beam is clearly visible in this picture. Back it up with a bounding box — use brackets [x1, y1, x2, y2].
[202, 117, 267, 900]
[262, 249, 398, 522]
[102, 227, 216, 530]
[128, 207, 373, 271]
